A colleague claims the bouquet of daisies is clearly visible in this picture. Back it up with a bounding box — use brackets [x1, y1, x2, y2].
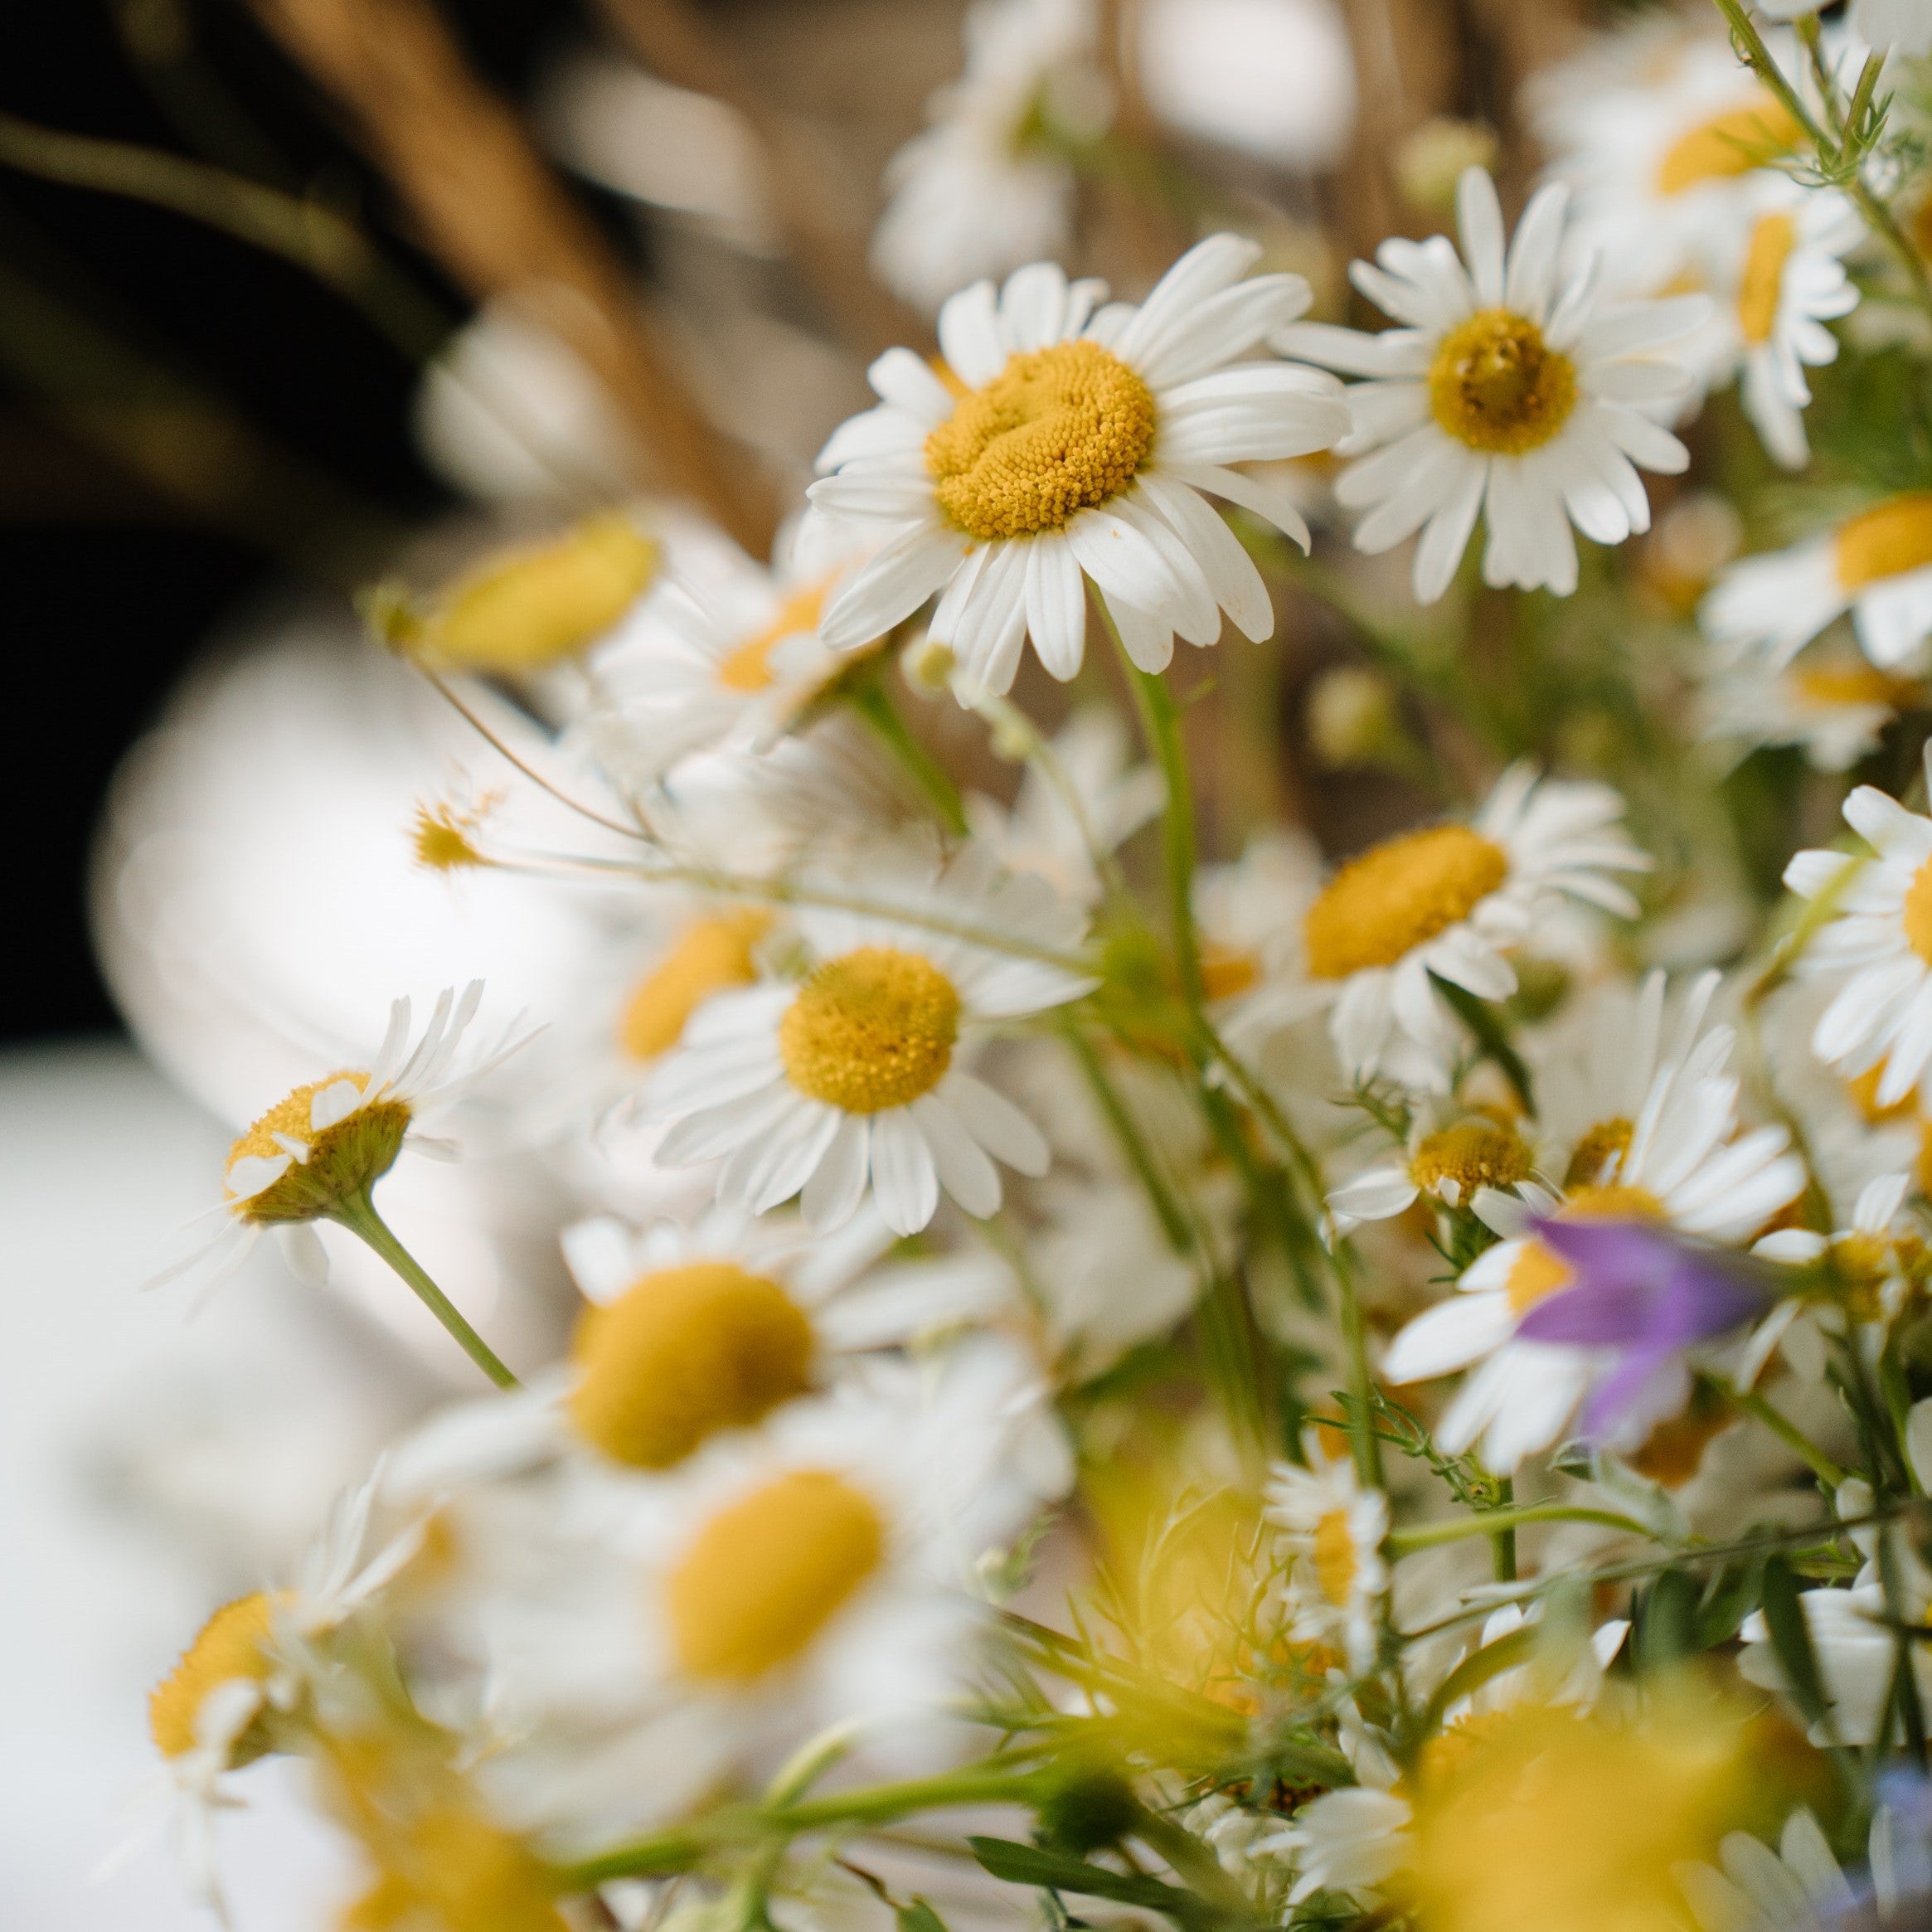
[113, 1, 1932, 1929]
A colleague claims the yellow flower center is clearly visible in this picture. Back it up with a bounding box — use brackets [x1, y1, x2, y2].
[226, 1073, 411, 1223]
[1835, 494, 1932, 590]
[925, 340, 1156, 541]
[1428, 310, 1577, 456]
[666, 1469, 886, 1682]
[1503, 1240, 1575, 1316]
[412, 514, 659, 672]
[1655, 94, 1803, 195]
[149, 1591, 278, 1760]
[1410, 1122, 1535, 1199]
[1563, 1182, 1663, 1219]
[1303, 824, 1509, 978]
[779, 946, 961, 1112]
[567, 1262, 815, 1469]
[1312, 1507, 1359, 1607]
[619, 911, 772, 1063]
[1905, 857, 1932, 966]
[716, 582, 831, 693]
[342, 1809, 567, 1932]
[1736, 211, 1797, 347]
[1565, 1116, 1634, 1189]
[1796, 665, 1920, 709]
[1200, 944, 1264, 1002]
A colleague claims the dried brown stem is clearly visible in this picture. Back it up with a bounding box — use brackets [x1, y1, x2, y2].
[242, 0, 776, 554]
[588, 0, 929, 358]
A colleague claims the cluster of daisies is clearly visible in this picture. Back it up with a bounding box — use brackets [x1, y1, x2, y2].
[128, 4, 1932, 1931]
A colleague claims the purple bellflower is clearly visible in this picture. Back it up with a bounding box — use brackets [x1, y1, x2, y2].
[1513, 1217, 1771, 1444]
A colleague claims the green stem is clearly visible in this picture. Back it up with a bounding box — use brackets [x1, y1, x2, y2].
[1331, 1240, 1385, 1492]
[1704, 1372, 1847, 1488]
[1492, 1475, 1517, 1584]
[1094, 594, 1206, 1008]
[328, 1188, 518, 1390]
[557, 1762, 1050, 1889]
[1386, 1503, 1655, 1556]
[1059, 1022, 1192, 1255]
[845, 675, 969, 837]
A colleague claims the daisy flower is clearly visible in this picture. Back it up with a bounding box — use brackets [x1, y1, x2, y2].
[805, 239, 1348, 691]
[1381, 977, 1804, 1472]
[471, 1362, 1064, 1849]
[1700, 647, 1920, 772]
[1718, 181, 1862, 471]
[964, 706, 1164, 907]
[1702, 493, 1932, 671]
[1297, 765, 1648, 1087]
[1269, 1789, 1412, 1905]
[646, 850, 1093, 1234]
[1265, 1437, 1389, 1673]
[382, 1205, 1015, 1488]
[871, 0, 1099, 315]
[1677, 1808, 1856, 1932]
[1528, 16, 1808, 299]
[1784, 781, 1932, 1106]
[1277, 167, 1706, 602]
[578, 520, 875, 788]
[150, 983, 528, 1299]
[1326, 1108, 1540, 1237]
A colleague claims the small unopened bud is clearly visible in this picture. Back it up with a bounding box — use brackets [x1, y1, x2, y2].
[1644, 493, 1744, 614]
[1037, 1763, 1141, 1856]
[1396, 119, 1499, 217]
[901, 633, 958, 697]
[412, 799, 493, 872]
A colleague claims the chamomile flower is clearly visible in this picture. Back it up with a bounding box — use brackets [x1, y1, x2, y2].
[1529, 17, 1808, 299]
[578, 523, 872, 786]
[1277, 167, 1706, 602]
[1719, 182, 1862, 470]
[806, 239, 1348, 690]
[1265, 1438, 1389, 1673]
[473, 1364, 1061, 1848]
[383, 1205, 1014, 1489]
[1676, 1807, 1857, 1932]
[1701, 647, 1920, 772]
[1271, 1787, 1413, 1905]
[964, 707, 1164, 906]
[1784, 783, 1932, 1106]
[149, 983, 529, 1300]
[1381, 977, 1804, 1471]
[871, 0, 1100, 313]
[1298, 765, 1648, 1087]
[647, 851, 1092, 1234]
[1326, 1108, 1540, 1237]
[1703, 494, 1932, 670]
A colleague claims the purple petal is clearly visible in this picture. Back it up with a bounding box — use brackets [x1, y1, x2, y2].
[1520, 1218, 1766, 1347]
[1535, 1216, 1680, 1288]
[1576, 1346, 1678, 1440]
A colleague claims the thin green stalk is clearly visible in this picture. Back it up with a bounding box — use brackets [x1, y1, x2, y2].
[844, 675, 969, 837]
[1704, 1372, 1847, 1488]
[1491, 1475, 1517, 1584]
[1330, 1240, 1385, 1492]
[328, 1188, 518, 1390]
[1059, 1021, 1193, 1255]
[557, 1761, 1051, 1888]
[1387, 1502, 1655, 1556]
[1094, 594, 1206, 1007]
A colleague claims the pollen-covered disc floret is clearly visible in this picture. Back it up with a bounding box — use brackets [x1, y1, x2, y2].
[645, 848, 1092, 1235]
[152, 983, 531, 1300]
[1278, 167, 1705, 603]
[804, 237, 1347, 692]
[1301, 765, 1649, 1087]
[149, 1591, 280, 1764]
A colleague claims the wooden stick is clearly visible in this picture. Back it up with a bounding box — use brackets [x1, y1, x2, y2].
[589, 0, 929, 359]
[243, 0, 776, 554]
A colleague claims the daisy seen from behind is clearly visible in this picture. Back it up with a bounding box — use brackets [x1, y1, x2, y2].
[152, 983, 528, 1318]
[1299, 765, 1649, 1087]
[1703, 493, 1932, 671]
[805, 239, 1349, 691]
[1279, 167, 1706, 601]
[646, 849, 1093, 1234]
[1784, 776, 1932, 1108]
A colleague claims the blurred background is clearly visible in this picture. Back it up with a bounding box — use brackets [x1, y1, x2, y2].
[0, 0, 1578, 1924]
